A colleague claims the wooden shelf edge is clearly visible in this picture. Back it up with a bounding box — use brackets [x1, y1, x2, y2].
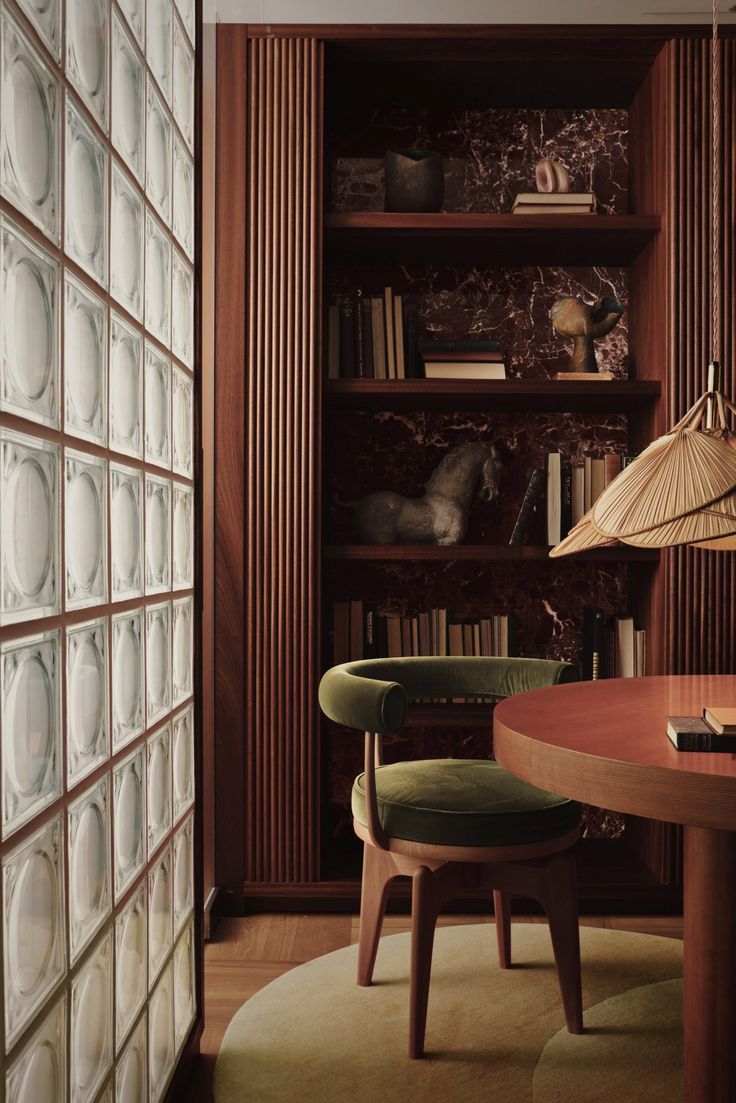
[324, 544, 660, 562]
[326, 212, 662, 233]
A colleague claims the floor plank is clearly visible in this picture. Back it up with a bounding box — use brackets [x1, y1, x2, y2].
[189, 911, 683, 1101]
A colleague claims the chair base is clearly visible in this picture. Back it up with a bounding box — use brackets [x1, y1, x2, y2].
[354, 824, 583, 1059]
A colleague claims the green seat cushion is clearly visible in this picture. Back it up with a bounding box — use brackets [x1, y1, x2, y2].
[352, 759, 581, 848]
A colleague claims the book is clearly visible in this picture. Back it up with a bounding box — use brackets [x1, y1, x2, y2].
[422, 350, 505, 362]
[509, 468, 545, 545]
[394, 294, 405, 379]
[349, 599, 363, 661]
[404, 307, 420, 379]
[546, 452, 562, 546]
[513, 192, 595, 207]
[561, 459, 572, 538]
[386, 616, 402, 657]
[370, 297, 387, 380]
[583, 456, 593, 512]
[604, 452, 622, 487]
[703, 706, 736, 735]
[354, 289, 365, 378]
[327, 303, 340, 380]
[614, 616, 635, 678]
[423, 362, 506, 380]
[339, 294, 355, 378]
[582, 606, 605, 680]
[513, 205, 595, 215]
[571, 463, 585, 526]
[383, 287, 396, 379]
[362, 294, 373, 379]
[667, 716, 736, 752]
[590, 458, 606, 506]
[635, 629, 646, 677]
[332, 601, 350, 666]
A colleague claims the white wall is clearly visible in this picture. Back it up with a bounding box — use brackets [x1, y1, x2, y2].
[215, 0, 736, 26]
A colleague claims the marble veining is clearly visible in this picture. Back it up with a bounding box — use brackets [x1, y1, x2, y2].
[330, 107, 628, 215]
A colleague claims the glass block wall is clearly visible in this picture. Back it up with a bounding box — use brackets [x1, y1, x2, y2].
[0, 0, 197, 1096]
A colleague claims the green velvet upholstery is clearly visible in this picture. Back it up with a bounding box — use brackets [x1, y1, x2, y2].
[352, 760, 581, 847]
[318, 656, 578, 737]
[319, 656, 581, 848]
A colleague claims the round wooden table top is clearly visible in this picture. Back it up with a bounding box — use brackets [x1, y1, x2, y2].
[493, 675, 736, 832]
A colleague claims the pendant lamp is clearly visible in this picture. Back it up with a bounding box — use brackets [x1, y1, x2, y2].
[551, 0, 735, 560]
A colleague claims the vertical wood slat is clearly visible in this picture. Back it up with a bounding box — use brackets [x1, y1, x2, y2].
[666, 39, 736, 677]
[245, 37, 323, 883]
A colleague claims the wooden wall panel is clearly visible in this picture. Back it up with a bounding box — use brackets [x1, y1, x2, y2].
[245, 37, 323, 883]
[666, 40, 736, 676]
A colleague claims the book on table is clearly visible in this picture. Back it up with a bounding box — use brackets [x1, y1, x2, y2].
[667, 716, 736, 752]
[703, 706, 736, 735]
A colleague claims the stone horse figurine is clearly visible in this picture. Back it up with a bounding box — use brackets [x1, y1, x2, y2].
[354, 442, 501, 546]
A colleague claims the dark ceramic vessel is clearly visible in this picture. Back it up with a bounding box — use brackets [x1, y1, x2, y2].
[385, 149, 445, 212]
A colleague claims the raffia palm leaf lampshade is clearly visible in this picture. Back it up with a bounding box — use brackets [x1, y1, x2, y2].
[548, 511, 618, 558]
[591, 426, 736, 539]
[617, 488, 736, 547]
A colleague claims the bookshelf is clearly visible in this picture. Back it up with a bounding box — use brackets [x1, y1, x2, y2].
[325, 545, 659, 562]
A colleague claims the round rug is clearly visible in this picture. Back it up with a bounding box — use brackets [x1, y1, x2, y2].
[213, 924, 683, 1103]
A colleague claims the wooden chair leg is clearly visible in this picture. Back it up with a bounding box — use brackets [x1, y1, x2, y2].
[409, 865, 439, 1059]
[541, 851, 584, 1034]
[493, 889, 512, 968]
[357, 844, 397, 987]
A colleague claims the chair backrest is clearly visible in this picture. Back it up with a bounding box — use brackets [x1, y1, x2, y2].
[318, 656, 578, 737]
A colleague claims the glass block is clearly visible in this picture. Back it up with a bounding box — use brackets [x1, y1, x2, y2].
[172, 813, 192, 936]
[147, 722, 171, 856]
[1, 214, 59, 427]
[15, 0, 61, 60]
[149, 959, 174, 1103]
[172, 705, 194, 821]
[148, 845, 171, 985]
[64, 272, 106, 444]
[173, 920, 195, 1053]
[174, 0, 194, 46]
[109, 312, 142, 458]
[172, 19, 193, 152]
[97, 1082, 113, 1103]
[0, 9, 60, 241]
[146, 79, 172, 225]
[110, 162, 143, 320]
[147, 0, 172, 104]
[145, 211, 171, 347]
[116, 1011, 147, 1099]
[113, 745, 145, 902]
[172, 482, 193, 590]
[172, 136, 193, 261]
[111, 12, 144, 183]
[70, 930, 113, 1103]
[145, 344, 171, 468]
[146, 601, 171, 726]
[66, 0, 108, 129]
[145, 475, 171, 594]
[110, 463, 143, 601]
[115, 880, 147, 1047]
[65, 448, 107, 609]
[1, 630, 61, 838]
[67, 775, 111, 963]
[5, 994, 66, 1103]
[66, 617, 109, 786]
[3, 816, 65, 1046]
[111, 608, 144, 751]
[65, 96, 107, 286]
[171, 249, 193, 368]
[117, 0, 142, 47]
[171, 366, 192, 478]
[172, 596, 192, 706]
[0, 429, 59, 624]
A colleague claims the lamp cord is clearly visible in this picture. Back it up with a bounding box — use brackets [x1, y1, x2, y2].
[712, 0, 721, 365]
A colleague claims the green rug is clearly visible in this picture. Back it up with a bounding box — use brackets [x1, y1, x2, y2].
[214, 924, 683, 1102]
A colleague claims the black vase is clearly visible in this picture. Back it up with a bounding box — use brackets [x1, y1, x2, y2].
[384, 150, 444, 213]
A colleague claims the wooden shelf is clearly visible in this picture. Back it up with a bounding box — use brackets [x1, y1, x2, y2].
[325, 378, 661, 413]
[325, 212, 661, 266]
[324, 544, 660, 562]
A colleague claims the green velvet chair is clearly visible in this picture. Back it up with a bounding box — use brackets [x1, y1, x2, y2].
[318, 655, 584, 1058]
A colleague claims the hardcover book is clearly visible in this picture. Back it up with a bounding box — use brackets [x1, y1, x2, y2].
[667, 716, 736, 752]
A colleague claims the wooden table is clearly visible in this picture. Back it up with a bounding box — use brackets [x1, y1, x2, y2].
[493, 675, 736, 1103]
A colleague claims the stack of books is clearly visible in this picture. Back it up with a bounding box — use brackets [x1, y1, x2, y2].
[510, 451, 631, 547]
[667, 707, 736, 752]
[582, 606, 646, 680]
[418, 339, 506, 381]
[327, 286, 419, 380]
[332, 601, 514, 665]
[512, 192, 596, 215]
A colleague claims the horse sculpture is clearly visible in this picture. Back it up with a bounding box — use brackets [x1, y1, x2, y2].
[354, 442, 501, 546]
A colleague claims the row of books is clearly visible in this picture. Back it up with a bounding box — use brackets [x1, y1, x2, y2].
[582, 606, 646, 680]
[327, 289, 508, 381]
[667, 707, 736, 752]
[510, 451, 632, 547]
[332, 601, 514, 665]
[512, 192, 596, 215]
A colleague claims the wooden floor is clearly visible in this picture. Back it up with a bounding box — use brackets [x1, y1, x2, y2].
[188, 911, 683, 1100]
